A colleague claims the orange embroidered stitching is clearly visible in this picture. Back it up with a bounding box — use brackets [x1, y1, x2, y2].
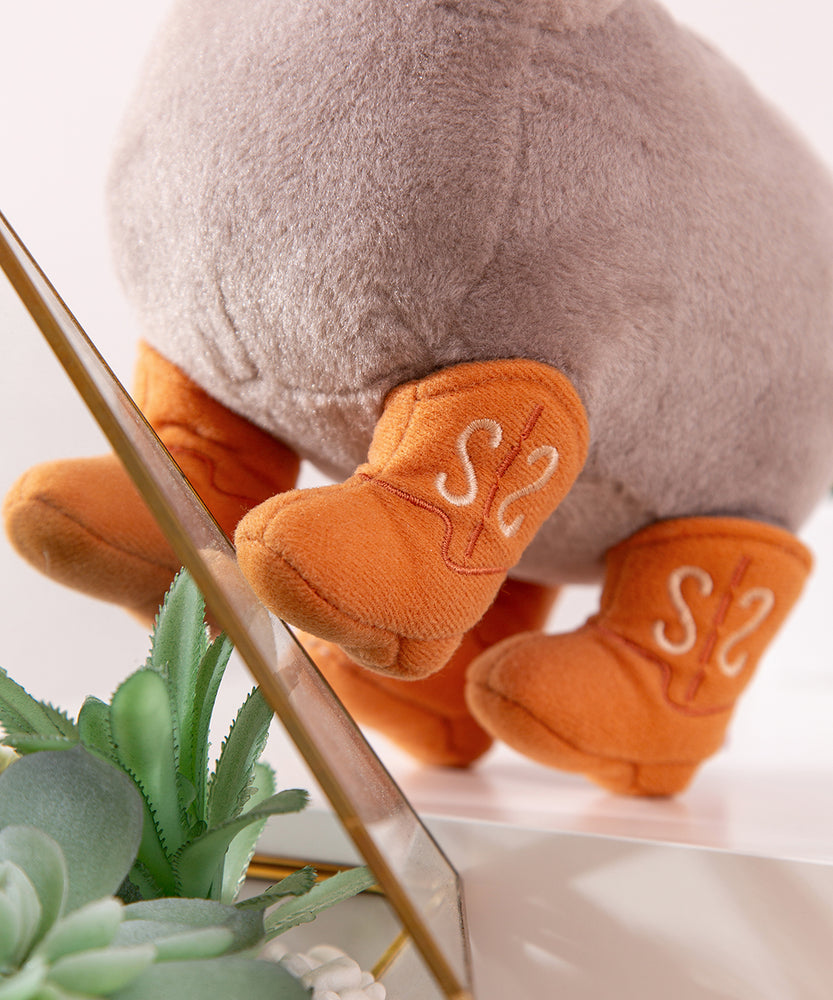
[593, 624, 734, 718]
[166, 445, 266, 508]
[465, 404, 545, 559]
[361, 474, 506, 577]
[686, 555, 751, 702]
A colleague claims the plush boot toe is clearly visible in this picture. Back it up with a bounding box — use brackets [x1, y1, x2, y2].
[467, 629, 705, 796]
[3, 342, 299, 622]
[235, 484, 467, 677]
[4, 455, 180, 623]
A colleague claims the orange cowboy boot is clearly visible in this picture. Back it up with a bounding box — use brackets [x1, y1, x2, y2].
[3, 342, 299, 623]
[236, 359, 588, 678]
[301, 578, 558, 768]
[467, 517, 812, 796]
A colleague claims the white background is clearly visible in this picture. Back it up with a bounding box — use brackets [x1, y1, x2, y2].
[1, 1, 832, 852]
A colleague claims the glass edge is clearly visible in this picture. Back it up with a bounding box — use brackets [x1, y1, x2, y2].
[0, 209, 472, 999]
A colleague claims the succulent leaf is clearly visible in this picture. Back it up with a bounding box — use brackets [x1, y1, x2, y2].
[188, 635, 233, 822]
[118, 772, 176, 900]
[48, 945, 156, 996]
[0, 828, 68, 950]
[116, 925, 234, 962]
[0, 748, 143, 912]
[0, 890, 21, 966]
[110, 956, 309, 1000]
[0, 671, 77, 743]
[34, 899, 123, 964]
[148, 572, 208, 769]
[25, 983, 73, 1000]
[0, 955, 47, 1000]
[147, 571, 209, 681]
[264, 867, 378, 938]
[33, 707, 77, 742]
[119, 898, 264, 955]
[219, 762, 275, 905]
[76, 699, 118, 767]
[174, 790, 308, 900]
[207, 688, 272, 828]
[234, 867, 317, 912]
[176, 773, 198, 815]
[0, 736, 75, 756]
[148, 927, 235, 963]
[0, 862, 42, 968]
[148, 573, 223, 819]
[110, 671, 187, 857]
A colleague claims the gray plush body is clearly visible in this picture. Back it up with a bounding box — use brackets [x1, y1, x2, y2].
[108, 0, 833, 585]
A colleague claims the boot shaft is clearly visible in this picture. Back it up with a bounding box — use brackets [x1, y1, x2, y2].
[363, 359, 589, 573]
[597, 517, 812, 711]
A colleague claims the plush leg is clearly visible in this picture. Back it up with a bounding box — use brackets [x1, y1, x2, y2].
[467, 517, 812, 796]
[300, 578, 558, 767]
[3, 342, 299, 623]
[236, 359, 588, 677]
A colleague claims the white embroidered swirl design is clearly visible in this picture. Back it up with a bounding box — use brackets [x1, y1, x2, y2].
[653, 566, 714, 656]
[496, 445, 559, 538]
[717, 587, 775, 676]
[435, 418, 503, 507]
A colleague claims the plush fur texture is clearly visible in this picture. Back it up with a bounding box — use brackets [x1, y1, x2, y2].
[108, 0, 833, 588]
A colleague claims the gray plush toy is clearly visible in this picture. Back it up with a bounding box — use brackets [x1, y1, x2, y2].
[6, 0, 833, 794]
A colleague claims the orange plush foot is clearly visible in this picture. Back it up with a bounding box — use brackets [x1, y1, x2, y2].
[3, 342, 299, 622]
[236, 359, 588, 677]
[301, 579, 558, 767]
[5, 455, 184, 624]
[467, 517, 812, 796]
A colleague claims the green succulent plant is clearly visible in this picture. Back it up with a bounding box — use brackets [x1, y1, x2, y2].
[1, 570, 314, 903]
[0, 570, 376, 996]
[0, 747, 308, 999]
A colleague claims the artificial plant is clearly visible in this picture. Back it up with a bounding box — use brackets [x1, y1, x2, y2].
[0, 746, 309, 999]
[0, 571, 376, 997]
[0, 570, 300, 903]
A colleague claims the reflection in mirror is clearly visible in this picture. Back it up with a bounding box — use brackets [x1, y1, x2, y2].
[0, 211, 473, 1000]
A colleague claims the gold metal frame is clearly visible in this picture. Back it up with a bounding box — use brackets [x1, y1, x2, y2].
[0, 209, 473, 1000]
[247, 854, 385, 895]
